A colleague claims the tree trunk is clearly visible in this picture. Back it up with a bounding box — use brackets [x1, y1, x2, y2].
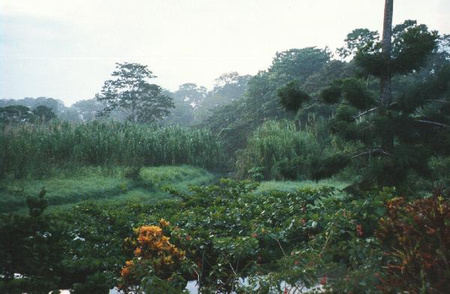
[380, 0, 394, 152]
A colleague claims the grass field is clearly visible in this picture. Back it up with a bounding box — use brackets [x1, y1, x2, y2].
[256, 179, 350, 193]
[0, 165, 349, 214]
[0, 165, 216, 213]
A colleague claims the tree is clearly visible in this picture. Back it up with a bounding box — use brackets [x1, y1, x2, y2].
[280, 17, 449, 190]
[71, 99, 105, 122]
[201, 48, 331, 161]
[96, 62, 174, 123]
[210, 72, 251, 104]
[32, 105, 57, 123]
[196, 73, 251, 123]
[380, 0, 394, 152]
[0, 105, 34, 124]
[161, 84, 206, 126]
[175, 83, 207, 110]
[0, 190, 65, 293]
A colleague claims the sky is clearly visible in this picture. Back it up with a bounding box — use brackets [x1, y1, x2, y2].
[1, 0, 449, 106]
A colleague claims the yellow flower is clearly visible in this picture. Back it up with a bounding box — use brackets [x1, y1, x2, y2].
[134, 247, 142, 256]
[139, 225, 162, 236]
[162, 255, 173, 264]
[159, 218, 170, 227]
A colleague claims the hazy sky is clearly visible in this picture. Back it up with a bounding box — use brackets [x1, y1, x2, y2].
[1, 0, 449, 106]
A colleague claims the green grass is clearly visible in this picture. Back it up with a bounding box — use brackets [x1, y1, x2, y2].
[139, 165, 215, 192]
[256, 179, 350, 193]
[1, 165, 349, 215]
[0, 165, 216, 214]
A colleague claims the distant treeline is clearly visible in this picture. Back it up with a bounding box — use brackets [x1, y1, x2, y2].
[0, 71, 251, 126]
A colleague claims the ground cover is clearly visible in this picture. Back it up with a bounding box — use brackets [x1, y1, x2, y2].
[0, 165, 215, 213]
[256, 179, 349, 193]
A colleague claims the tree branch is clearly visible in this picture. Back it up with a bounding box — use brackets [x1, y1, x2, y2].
[353, 107, 378, 119]
[416, 119, 450, 128]
[426, 99, 450, 104]
[353, 148, 391, 158]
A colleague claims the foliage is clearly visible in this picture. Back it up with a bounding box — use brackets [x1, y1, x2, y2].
[162, 87, 197, 127]
[277, 80, 312, 113]
[32, 105, 57, 123]
[285, 21, 450, 191]
[0, 105, 34, 124]
[7, 175, 447, 293]
[119, 222, 189, 293]
[0, 165, 215, 213]
[0, 122, 223, 179]
[0, 97, 64, 116]
[429, 156, 450, 189]
[203, 47, 332, 161]
[236, 120, 337, 181]
[71, 99, 105, 122]
[377, 194, 450, 293]
[255, 179, 350, 193]
[196, 72, 251, 123]
[128, 180, 391, 292]
[337, 28, 380, 59]
[96, 62, 174, 123]
[0, 190, 65, 294]
[162, 73, 251, 127]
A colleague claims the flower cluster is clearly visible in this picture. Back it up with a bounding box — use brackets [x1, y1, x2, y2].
[133, 224, 185, 262]
[119, 220, 186, 292]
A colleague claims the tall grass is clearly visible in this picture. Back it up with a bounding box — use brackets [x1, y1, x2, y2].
[0, 122, 223, 178]
[235, 120, 333, 180]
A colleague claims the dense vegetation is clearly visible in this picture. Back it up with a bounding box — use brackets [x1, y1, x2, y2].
[0, 122, 222, 179]
[2, 180, 450, 293]
[1, 2, 450, 292]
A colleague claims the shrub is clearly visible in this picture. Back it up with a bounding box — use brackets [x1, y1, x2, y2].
[377, 194, 450, 293]
[119, 221, 189, 293]
[236, 120, 332, 180]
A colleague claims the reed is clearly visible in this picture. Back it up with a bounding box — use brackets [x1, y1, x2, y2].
[0, 122, 223, 179]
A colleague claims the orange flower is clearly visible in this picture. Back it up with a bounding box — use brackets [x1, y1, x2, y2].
[159, 218, 170, 227]
[125, 260, 134, 267]
[120, 266, 130, 277]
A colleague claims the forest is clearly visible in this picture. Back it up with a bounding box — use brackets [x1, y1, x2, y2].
[1, 1, 450, 293]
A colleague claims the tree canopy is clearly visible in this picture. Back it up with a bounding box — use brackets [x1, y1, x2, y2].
[96, 62, 174, 123]
[279, 20, 450, 190]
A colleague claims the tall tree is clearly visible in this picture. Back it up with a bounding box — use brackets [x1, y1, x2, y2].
[0, 105, 34, 124]
[71, 99, 105, 122]
[197, 73, 251, 122]
[96, 63, 174, 123]
[32, 105, 57, 123]
[381, 0, 394, 152]
[279, 19, 446, 190]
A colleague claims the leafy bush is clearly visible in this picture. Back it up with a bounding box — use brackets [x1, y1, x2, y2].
[9, 178, 447, 293]
[0, 190, 65, 294]
[119, 221, 190, 293]
[377, 194, 450, 293]
[236, 120, 333, 180]
[129, 180, 390, 292]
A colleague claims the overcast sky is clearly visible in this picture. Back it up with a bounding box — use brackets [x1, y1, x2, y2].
[1, 0, 449, 106]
